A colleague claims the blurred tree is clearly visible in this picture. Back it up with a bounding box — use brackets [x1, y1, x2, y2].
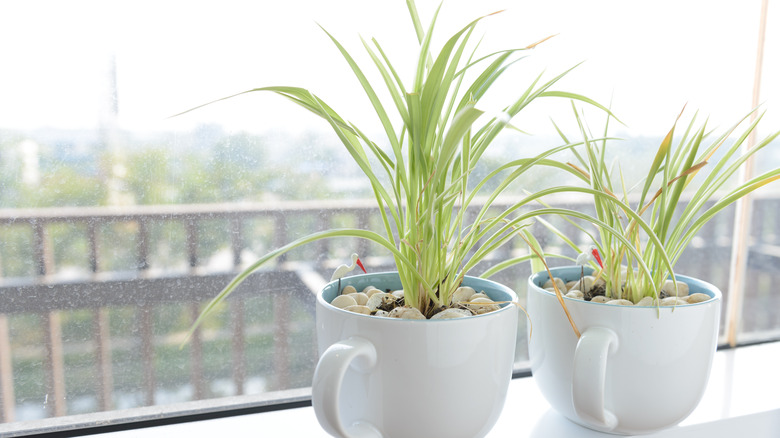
[22, 163, 105, 207]
[126, 148, 171, 205]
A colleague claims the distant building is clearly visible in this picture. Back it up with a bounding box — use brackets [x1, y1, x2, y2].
[18, 139, 40, 187]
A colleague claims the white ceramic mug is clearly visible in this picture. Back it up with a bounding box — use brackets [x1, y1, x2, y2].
[527, 266, 721, 435]
[312, 272, 519, 438]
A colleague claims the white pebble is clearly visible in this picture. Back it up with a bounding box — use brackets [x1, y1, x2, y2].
[431, 308, 472, 319]
[388, 307, 426, 319]
[660, 297, 688, 306]
[391, 290, 405, 299]
[566, 281, 578, 291]
[363, 285, 378, 293]
[686, 293, 711, 304]
[470, 292, 490, 301]
[345, 305, 371, 315]
[662, 280, 690, 297]
[331, 295, 358, 309]
[452, 286, 476, 303]
[374, 310, 390, 317]
[590, 296, 609, 303]
[467, 297, 500, 314]
[572, 276, 596, 293]
[606, 299, 634, 306]
[341, 285, 357, 295]
[635, 296, 656, 307]
[347, 292, 369, 306]
[365, 288, 383, 298]
[366, 292, 396, 311]
[565, 290, 584, 300]
[543, 278, 566, 291]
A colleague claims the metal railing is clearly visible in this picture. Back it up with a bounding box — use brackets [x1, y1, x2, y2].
[0, 199, 391, 423]
[1, 194, 779, 423]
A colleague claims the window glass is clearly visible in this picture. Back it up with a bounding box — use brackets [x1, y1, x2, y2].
[0, 0, 777, 428]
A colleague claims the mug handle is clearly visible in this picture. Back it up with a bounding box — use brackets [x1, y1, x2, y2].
[312, 336, 382, 438]
[572, 326, 619, 431]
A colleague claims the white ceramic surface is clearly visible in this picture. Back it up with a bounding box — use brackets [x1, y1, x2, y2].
[312, 272, 519, 438]
[527, 266, 722, 435]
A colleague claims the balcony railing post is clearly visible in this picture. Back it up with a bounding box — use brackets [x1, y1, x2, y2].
[189, 302, 205, 400]
[88, 220, 99, 273]
[137, 219, 149, 271]
[138, 305, 155, 406]
[88, 222, 114, 412]
[274, 213, 288, 264]
[187, 218, 199, 269]
[272, 290, 290, 391]
[230, 217, 244, 268]
[32, 220, 53, 277]
[0, 314, 14, 422]
[229, 217, 247, 396]
[93, 308, 113, 411]
[42, 312, 66, 417]
[230, 299, 246, 396]
[33, 220, 68, 418]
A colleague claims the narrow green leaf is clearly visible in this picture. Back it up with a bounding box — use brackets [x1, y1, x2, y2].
[319, 26, 401, 154]
[637, 108, 684, 208]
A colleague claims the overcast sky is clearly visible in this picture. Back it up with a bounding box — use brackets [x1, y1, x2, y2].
[0, 0, 776, 138]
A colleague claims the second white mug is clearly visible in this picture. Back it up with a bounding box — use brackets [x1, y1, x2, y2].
[527, 266, 721, 435]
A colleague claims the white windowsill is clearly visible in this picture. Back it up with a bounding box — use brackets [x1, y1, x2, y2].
[68, 341, 780, 437]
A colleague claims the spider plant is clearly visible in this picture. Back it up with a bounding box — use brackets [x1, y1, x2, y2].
[551, 104, 780, 303]
[182, 0, 611, 333]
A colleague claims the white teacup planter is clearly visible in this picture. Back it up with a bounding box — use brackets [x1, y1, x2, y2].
[313, 272, 519, 438]
[527, 266, 721, 435]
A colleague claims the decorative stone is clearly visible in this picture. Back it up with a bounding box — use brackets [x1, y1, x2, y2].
[565, 290, 584, 300]
[345, 305, 371, 315]
[388, 306, 426, 319]
[660, 297, 688, 306]
[662, 280, 690, 297]
[470, 292, 490, 301]
[543, 278, 566, 292]
[366, 292, 396, 311]
[365, 288, 383, 298]
[572, 276, 596, 294]
[467, 297, 500, 314]
[566, 281, 578, 291]
[686, 293, 711, 304]
[430, 308, 472, 319]
[331, 295, 358, 309]
[452, 286, 476, 303]
[391, 290, 405, 299]
[341, 285, 357, 295]
[374, 310, 390, 317]
[363, 285, 378, 293]
[606, 299, 634, 306]
[635, 296, 656, 307]
[590, 296, 610, 303]
[347, 292, 369, 306]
